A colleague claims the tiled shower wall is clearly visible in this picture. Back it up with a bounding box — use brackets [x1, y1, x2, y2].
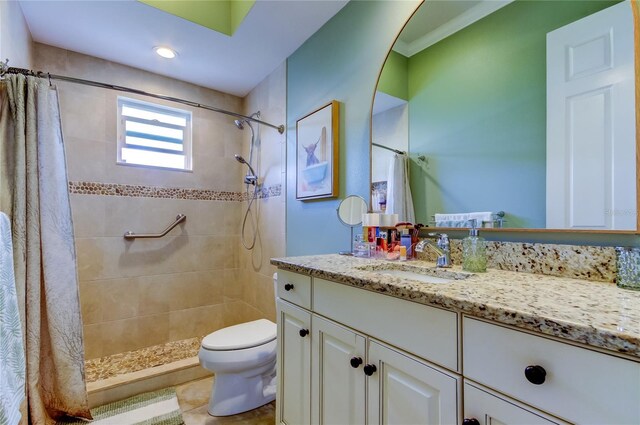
[34, 43, 260, 359]
[239, 62, 286, 322]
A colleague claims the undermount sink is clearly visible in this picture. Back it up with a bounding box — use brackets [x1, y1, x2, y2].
[355, 263, 472, 284]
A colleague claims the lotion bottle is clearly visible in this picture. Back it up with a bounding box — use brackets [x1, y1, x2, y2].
[462, 220, 487, 272]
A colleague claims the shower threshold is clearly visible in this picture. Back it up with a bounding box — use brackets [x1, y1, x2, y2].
[85, 337, 210, 407]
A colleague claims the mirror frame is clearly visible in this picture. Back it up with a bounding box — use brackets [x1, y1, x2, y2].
[370, 0, 640, 235]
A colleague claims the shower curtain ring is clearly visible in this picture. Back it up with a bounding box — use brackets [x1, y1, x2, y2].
[48, 73, 52, 87]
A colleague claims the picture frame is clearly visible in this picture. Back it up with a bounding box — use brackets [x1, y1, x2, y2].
[296, 100, 340, 200]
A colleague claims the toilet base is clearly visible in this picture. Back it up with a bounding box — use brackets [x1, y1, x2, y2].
[208, 361, 276, 416]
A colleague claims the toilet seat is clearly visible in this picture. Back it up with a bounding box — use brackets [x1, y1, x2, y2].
[201, 319, 276, 351]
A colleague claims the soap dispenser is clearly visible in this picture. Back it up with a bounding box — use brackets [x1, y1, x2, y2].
[462, 219, 487, 272]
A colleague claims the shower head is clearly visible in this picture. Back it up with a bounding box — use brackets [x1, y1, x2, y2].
[234, 154, 257, 185]
[234, 113, 259, 131]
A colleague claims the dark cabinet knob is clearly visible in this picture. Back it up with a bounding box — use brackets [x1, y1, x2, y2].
[350, 357, 363, 368]
[463, 419, 480, 425]
[363, 364, 377, 376]
[299, 329, 309, 337]
[284, 283, 294, 291]
[524, 365, 546, 385]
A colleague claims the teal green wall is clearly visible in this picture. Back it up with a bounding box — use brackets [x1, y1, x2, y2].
[408, 0, 620, 229]
[286, 0, 639, 251]
[286, 1, 421, 255]
[378, 50, 409, 100]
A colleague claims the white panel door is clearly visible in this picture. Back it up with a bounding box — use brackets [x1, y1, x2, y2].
[463, 382, 567, 425]
[367, 340, 460, 425]
[311, 315, 366, 425]
[546, 1, 635, 230]
[277, 300, 311, 425]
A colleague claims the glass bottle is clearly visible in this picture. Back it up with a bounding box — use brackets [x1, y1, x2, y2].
[462, 220, 487, 272]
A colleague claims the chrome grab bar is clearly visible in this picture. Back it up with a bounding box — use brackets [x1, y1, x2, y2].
[124, 214, 186, 240]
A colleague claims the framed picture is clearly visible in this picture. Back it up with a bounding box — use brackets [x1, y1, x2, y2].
[296, 100, 340, 200]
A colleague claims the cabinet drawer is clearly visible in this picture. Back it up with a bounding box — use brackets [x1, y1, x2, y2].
[313, 278, 458, 371]
[276, 270, 311, 309]
[464, 381, 567, 424]
[463, 317, 640, 424]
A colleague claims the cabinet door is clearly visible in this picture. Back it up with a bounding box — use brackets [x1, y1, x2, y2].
[277, 299, 311, 425]
[367, 340, 460, 425]
[311, 315, 366, 425]
[464, 382, 567, 425]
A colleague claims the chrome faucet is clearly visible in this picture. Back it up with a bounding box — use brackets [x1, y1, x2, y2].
[415, 233, 452, 268]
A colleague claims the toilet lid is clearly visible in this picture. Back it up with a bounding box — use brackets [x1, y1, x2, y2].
[201, 319, 277, 351]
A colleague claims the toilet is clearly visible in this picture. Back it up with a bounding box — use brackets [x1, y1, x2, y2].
[198, 274, 278, 416]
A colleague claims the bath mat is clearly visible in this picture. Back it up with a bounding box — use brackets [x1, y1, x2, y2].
[57, 388, 184, 425]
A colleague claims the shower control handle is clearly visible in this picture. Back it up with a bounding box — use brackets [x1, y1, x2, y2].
[284, 283, 294, 291]
[299, 329, 309, 338]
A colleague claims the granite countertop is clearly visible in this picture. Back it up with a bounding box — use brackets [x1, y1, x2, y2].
[271, 254, 640, 359]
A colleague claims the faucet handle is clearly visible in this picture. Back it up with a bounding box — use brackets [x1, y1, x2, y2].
[428, 232, 450, 250]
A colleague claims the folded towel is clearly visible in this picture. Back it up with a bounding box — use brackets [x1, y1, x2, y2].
[468, 212, 493, 225]
[434, 213, 468, 222]
[0, 212, 25, 425]
[435, 212, 494, 227]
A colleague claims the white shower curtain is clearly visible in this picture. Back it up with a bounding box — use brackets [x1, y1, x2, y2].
[0, 212, 25, 425]
[386, 154, 415, 223]
[0, 75, 91, 424]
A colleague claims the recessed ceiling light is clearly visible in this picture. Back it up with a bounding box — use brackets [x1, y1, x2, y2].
[154, 46, 177, 59]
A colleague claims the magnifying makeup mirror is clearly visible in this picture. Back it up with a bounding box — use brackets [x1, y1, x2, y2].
[337, 195, 368, 255]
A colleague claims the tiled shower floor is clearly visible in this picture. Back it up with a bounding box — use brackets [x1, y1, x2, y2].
[85, 337, 202, 382]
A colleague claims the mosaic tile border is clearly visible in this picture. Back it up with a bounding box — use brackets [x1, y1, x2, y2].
[68, 181, 282, 202]
[85, 337, 202, 382]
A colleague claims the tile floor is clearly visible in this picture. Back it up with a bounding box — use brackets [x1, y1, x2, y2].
[175, 377, 275, 425]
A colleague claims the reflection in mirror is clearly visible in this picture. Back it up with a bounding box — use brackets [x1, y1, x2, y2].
[337, 195, 368, 226]
[372, 0, 637, 232]
[337, 195, 368, 255]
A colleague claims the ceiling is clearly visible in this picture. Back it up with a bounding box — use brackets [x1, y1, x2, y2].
[394, 0, 513, 57]
[19, 0, 348, 97]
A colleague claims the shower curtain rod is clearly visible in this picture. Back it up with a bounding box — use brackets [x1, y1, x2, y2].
[372, 142, 406, 155]
[0, 62, 285, 134]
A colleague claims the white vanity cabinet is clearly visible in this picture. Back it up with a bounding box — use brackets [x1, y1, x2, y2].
[275, 268, 640, 425]
[367, 340, 460, 424]
[463, 316, 640, 424]
[463, 381, 568, 425]
[311, 315, 366, 424]
[276, 299, 311, 425]
[276, 272, 461, 425]
[311, 314, 460, 424]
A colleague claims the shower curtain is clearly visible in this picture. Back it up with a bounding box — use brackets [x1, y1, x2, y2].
[0, 75, 91, 424]
[386, 154, 415, 223]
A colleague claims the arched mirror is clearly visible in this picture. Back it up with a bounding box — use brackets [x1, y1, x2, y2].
[372, 0, 638, 233]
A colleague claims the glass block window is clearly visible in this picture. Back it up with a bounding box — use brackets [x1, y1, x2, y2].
[117, 97, 192, 171]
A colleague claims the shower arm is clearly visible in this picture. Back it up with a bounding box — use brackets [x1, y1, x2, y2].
[0, 60, 285, 134]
